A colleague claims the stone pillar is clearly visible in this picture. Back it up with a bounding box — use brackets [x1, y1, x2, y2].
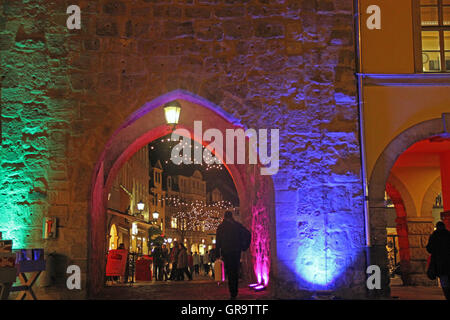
[406, 218, 436, 286]
[367, 207, 391, 298]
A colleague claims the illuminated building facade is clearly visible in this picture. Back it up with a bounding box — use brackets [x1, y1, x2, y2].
[0, 0, 449, 299]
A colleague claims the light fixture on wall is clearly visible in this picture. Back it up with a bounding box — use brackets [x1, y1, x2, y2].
[164, 100, 181, 130]
[152, 211, 159, 221]
[137, 200, 145, 212]
[132, 222, 138, 236]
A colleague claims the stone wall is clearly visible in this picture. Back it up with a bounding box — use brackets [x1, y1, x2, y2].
[0, 0, 365, 299]
[407, 219, 437, 286]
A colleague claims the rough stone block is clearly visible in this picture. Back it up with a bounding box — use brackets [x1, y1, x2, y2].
[103, 1, 127, 16]
[185, 7, 211, 18]
[96, 19, 119, 37]
[255, 20, 285, 39]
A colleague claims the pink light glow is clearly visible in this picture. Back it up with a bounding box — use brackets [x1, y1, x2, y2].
[253, 285, 266, 291]
[251, 195, 271, 287]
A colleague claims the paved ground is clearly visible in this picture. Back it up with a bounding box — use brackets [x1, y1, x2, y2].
[390, 285, 446, 300]
[95, 275, 447, 300]
[97, 275, 272, 300]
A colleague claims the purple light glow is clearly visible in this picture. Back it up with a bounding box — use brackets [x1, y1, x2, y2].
[253, 285, 266, 291]
[251, 201, 271, 287]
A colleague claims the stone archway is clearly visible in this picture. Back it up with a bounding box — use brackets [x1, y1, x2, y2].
[368, 116, 448, 293]
[387, 173, 417, 219]
[88, 90, 276, 297]
[385, 181, 410, 261]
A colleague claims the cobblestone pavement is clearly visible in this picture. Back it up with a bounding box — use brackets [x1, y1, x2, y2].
[93, 272, 448, 300]
[96, 276, 273, 300]
[390, 285, 446, 300]
[95, 278, 446, 300]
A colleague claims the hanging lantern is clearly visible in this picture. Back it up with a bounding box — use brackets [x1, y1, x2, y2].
[164, 100, 181, 126]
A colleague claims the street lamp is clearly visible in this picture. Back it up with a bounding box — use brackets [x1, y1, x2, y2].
[164, 100, 181, 130]
[152, 211, 159, 221]
[137, 201, 145, 212]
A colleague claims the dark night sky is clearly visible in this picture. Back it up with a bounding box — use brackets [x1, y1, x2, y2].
[148, 134, 239, 206]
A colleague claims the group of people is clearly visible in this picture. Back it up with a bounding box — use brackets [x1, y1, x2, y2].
[149, 210, 249, 300]
[151, 241, 219, 281]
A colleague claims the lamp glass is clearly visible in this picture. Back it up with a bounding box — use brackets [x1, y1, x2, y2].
[152, 211, 159, 220]
[131, 222, 138, 235]
[164, 105, 181, 125]
[137, 201, 145, 211]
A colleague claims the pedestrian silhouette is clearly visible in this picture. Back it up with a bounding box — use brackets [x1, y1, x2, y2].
[216, 210, 251, 300]
[426, 221, 450, 300]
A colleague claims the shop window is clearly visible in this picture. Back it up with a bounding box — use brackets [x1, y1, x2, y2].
[418, 0, 450, 72]
[171, 217, 177, 229]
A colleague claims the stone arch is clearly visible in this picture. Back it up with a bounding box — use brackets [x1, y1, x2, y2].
[385, 175, 412, 264]
[368, 117, 446, 292]
[387, 173, 417, 218]
[421, 176, 442, 218]
[88, 90, 276, 297]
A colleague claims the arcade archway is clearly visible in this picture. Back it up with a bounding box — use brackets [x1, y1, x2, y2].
[88, 90, 276, 297]
[368, 115, 450, 293]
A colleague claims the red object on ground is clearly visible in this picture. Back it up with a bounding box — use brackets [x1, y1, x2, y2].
[135, 258, 152, 281]
[106, 249, 128, 277]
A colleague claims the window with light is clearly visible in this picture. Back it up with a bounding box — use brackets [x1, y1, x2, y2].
[419, 0, 450, 72]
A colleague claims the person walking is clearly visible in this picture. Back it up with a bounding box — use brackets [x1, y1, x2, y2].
[426, 221, 450, 300]
[169, 241, 179, 280]
[177, 243, 192, 281]
[160, 244, 169, 281]
[209, 245, 217, 278]
[193, 252, 200, 275]
[204, 251, 210, 276]
[216, 210, 251, 300]
[152, 245, 163, 281]
[200, 253, 204, 274]
[188, 251, 194, 277]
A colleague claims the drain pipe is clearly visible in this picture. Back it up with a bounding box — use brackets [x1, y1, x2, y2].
[354, 0, 371, 248]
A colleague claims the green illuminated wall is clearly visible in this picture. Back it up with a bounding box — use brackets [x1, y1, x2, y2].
[0, 0, 71, 249]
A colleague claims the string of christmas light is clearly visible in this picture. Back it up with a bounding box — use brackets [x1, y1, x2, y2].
[149, 138, 224, 170]
[156, 195, 234, 210]
[171, 203, 223, 232]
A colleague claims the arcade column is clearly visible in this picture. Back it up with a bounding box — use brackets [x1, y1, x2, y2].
[440, 151, 450, 229]
[406, 218, 435, 286]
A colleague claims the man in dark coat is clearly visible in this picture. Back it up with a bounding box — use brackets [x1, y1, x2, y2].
[216, 211, 246, 299]
[426, 221, 450, 300]
[169, 241, 179, 280]
[152, 245, 163, 281]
